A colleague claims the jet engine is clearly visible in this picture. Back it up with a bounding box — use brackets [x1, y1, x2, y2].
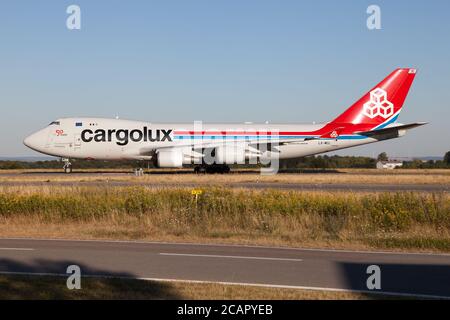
[156, 149, 184, 168]
[214, 145, 246, 164]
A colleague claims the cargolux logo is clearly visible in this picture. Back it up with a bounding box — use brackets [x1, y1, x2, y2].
[81, 127, 173, 145]
[362, 88, 394, 119]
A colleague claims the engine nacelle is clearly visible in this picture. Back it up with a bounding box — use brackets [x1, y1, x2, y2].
[156, 149, 183, 168]
[215, 145, 246, 164]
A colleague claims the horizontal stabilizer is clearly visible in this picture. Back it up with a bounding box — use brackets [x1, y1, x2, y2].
[355, 122, 427, 137]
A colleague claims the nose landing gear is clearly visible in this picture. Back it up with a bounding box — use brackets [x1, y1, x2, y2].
[62, 158, 73, 174]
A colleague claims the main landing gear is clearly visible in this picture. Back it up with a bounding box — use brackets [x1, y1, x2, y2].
[62, 158, 73, 174]
[194, 164, 231, 174]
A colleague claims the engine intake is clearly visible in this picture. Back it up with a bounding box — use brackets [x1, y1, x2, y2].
[156, 149, 183, 168]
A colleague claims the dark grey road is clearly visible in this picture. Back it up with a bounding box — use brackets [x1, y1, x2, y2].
[1, 238, 449, 298]
[0, 180, 448, 192]
[0, 171, 448, 192]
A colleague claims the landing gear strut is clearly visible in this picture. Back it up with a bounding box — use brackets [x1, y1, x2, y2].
[62, 158, 72, 174]
[194, 164, 230, 174]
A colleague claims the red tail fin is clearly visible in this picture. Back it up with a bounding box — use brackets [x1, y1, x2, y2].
[331, 68, 417, 128]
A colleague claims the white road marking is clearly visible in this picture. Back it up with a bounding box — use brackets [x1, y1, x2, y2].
[159, 252, 303, 262]
[0, 248, 34, 251]
[1, 237, 449, 256]
[0, 271, 448, 300]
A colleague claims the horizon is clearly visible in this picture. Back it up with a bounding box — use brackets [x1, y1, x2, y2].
[0, 155, 444, 162]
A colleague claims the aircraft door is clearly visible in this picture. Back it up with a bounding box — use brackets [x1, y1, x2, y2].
[74, 134, 81, 150]
[45, 129, 55, 148]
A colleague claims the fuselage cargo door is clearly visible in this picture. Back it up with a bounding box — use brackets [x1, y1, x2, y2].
[45, 129, 55, 148]
[74, 134, 81, 150]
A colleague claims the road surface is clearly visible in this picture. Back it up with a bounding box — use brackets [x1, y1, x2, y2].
[0, 181, 448, 192]
[0, 238, 449, 298]
[0, 171, 448, 192]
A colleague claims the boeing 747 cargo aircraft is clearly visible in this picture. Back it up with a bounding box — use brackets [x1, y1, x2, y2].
[24, 68, 426, 173]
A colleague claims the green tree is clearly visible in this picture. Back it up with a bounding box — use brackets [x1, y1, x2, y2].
[377, 152, 388, 162]
[444, 151, 450, 165]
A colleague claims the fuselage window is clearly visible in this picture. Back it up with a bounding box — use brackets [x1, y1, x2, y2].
[49, 121, 60, 126]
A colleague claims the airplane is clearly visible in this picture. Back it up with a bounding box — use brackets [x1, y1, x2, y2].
[24, 68, 426, 173]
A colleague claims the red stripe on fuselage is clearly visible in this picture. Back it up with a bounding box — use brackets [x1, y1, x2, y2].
[173, 123, 376, 136]
[174, 131, 314, 135]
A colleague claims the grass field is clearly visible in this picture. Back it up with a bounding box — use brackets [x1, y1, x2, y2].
[0, 185, 448, 252]
[1, 168, 450, 185]
[0, 274, 399, 300]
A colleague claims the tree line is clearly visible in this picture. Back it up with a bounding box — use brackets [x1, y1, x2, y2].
[1, 151, 449, 170]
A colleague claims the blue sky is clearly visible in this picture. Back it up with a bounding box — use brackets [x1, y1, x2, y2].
[0, 0, 449, 157]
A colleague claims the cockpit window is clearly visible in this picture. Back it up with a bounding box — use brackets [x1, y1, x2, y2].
[49, 121, 60, 125]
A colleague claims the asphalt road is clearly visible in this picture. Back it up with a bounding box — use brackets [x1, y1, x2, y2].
[1, 238, 450, 298]
[0, 171, 448, 192]
[0, 180, 448, 192]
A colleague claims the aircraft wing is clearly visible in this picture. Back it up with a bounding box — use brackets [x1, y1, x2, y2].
[132, 136, 312, 161]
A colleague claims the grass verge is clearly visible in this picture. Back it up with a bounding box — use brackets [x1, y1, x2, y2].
[0, 186, 448, 252]
[0, 274, 398, 300]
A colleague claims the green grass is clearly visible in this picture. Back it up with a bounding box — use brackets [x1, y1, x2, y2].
[0, 186, 449, 251]
[0, 187, 448, 231]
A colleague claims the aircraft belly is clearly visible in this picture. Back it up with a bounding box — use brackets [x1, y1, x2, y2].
[276, 139, 371, 159]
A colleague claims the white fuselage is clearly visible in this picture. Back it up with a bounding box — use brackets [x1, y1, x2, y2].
[24, 117, 376, 163]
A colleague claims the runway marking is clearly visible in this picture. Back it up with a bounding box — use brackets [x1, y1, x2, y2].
[0, 248, 34, 251]
[2, 237, 450, 256]
[0, 271, 448, 300]
[159, 252, 303, 262]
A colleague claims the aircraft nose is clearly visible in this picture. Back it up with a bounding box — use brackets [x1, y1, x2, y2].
[23, 132, 41, 150]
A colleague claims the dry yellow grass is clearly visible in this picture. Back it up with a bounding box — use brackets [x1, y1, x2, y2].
[1, 215, 448, 253]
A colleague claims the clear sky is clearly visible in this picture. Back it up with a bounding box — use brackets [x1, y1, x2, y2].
[0, 0, 449, 158]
